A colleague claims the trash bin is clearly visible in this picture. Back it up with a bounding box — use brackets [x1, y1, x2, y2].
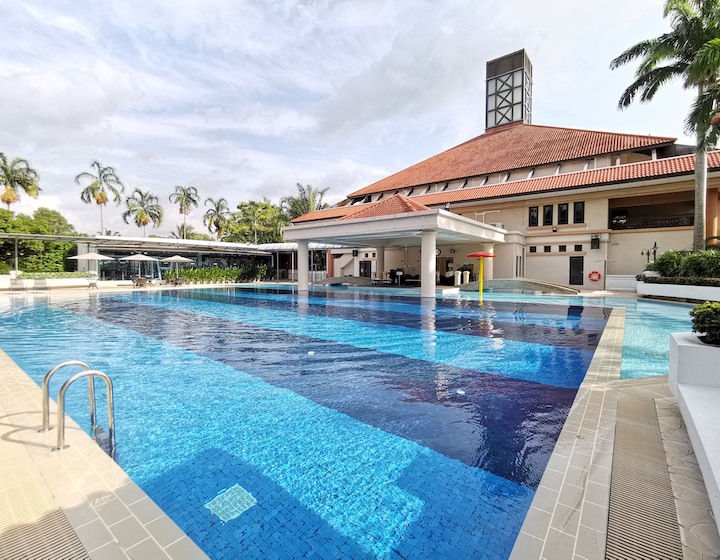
[454, 271, 462, 286]
[462, 271, 470, 284]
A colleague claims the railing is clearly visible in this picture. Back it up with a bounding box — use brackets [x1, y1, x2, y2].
[39, 361, 115, 457]
[610, 215, 693, 230]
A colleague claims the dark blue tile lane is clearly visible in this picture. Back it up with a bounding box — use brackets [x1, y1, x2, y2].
[178, 288, 609, 351]
[62, 297, 578, 488]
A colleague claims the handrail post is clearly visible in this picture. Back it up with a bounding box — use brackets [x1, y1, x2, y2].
[53, 370, 115, 457]
[39, 361, 92, 432]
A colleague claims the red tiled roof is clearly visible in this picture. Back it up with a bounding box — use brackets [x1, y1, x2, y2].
[348, 124, 676, 197]
[413, 151, 720, 206]
[337, 194, 430, 221]
[292, 151, 720, 223]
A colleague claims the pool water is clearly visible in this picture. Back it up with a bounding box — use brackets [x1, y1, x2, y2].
[0, 287, 685, 558]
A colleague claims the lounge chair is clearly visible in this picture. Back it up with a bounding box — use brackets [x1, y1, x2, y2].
[132, 277, 151, 288]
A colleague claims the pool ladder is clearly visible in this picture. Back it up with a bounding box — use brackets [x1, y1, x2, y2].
[39, 361, 115, 458]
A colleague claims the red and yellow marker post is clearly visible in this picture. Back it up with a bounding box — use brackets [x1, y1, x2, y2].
[467, 251, 496, 304]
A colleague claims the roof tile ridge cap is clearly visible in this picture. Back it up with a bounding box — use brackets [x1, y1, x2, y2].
[525, 122, 677, 141]
[337, 200, 383, 220]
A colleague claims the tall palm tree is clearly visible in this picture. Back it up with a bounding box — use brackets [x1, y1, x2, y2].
[122, 188, 163, 236]
[203, 197, 231, 240]
[168, 185, 199, 239]
[611, 0, 720, 251]
[280, 183, 330, 220]
[170, 224, 196, 239]
[0, 153, 40, 210]
[76, 160, 124, 233]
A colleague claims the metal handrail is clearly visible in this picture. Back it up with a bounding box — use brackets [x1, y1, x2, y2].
[39, 361, 94, 433]
[53, 370, 114, 457]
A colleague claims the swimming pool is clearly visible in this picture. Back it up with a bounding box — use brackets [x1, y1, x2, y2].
[0, 287, 674, 558]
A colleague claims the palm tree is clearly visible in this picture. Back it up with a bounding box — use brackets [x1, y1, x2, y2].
[280, 183, 330, 220]
[203, 197, 231, 240]
[122, 188, 163, 236]
[76, 161, 124, 233]
[611, 0, 720, 251]
[170, 224, 196, 239]
[0, 153, 40, 210]
[168, 185, 199, 239]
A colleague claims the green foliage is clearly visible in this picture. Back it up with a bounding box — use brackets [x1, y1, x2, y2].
[691, 301, 720, 344]
[281, 183, 329, 220]
[0, 152, 40, 209]
[649, 249, 720, 278]
[21, 272, 95, 279]
[122, 188, 163, 235]
[0, 208, 77, 272]
[226, 198, 287, 244]
[636, 275, 720, 287]
[164, 265, 270, 284]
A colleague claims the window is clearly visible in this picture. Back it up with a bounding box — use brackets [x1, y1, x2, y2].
[574, 244, 583, 252]
[573, 201, 585, 224]
[529, 206, 539, 227]
[543, 246, 551, 253]
[529, 246, 537, 253]
[558, 203, 569, 225]
[543, 205, 553, 226]
[559, 245, 567, 252]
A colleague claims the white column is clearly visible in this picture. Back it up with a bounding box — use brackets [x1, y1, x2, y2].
[297, 241, 309, 291]
[481, 243, 495, 280]
[375, 247, 385, 279]
[420, 230, 437, 298]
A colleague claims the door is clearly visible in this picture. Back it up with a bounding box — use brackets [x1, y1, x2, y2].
[569, 256, 584, 285]
[359, 260, 372, 278]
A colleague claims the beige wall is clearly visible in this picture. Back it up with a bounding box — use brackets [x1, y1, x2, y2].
[607, 229, 693, 275]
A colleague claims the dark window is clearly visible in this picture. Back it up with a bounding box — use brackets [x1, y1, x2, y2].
[543, 246, 551, 253]
[559, 245, 567, 252]
[529, 206, 538, 227]
[574, 244, 583, 252]
[543, 205, 553, 226]
[558, 203, 569, 225]
[573, 201, 585, 223]
[529, 246, 537, 253]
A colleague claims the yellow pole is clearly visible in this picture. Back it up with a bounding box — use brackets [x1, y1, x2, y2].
[478, 257, 484, 303]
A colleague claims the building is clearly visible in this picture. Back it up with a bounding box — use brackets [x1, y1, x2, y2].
[284, 49, 720, 295]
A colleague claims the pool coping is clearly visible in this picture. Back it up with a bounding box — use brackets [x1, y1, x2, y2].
[0, 349, 209, 560]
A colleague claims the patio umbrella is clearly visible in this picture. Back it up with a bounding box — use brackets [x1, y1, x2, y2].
[67, 252, 115, 275]
[160, 254, 194, 274]
[119, 254, 160, 278]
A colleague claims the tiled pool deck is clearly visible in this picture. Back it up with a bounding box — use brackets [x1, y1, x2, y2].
[0, 289, 718, 559]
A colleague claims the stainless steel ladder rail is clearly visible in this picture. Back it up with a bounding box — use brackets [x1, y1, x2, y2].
[53, 370, 115, 457]
[39, 361, 95, 433]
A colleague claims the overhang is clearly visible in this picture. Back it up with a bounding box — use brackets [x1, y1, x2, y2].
[283, 209, 505, 247]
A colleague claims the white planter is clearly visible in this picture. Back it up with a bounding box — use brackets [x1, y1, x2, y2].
[668, 332, 720, 396]
[637, 281, 720, 302]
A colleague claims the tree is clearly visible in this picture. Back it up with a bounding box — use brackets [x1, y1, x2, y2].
[122, 188, 163, 236]
[203, 197, 231, 240]
[611, 0, 720, 251]
[280, 183, 330, 220]
[76, 160, 124, 233]
[0, 153, 40, 210]
[226, 198, 287, 244]
[169, 224, 212, 241]
[168, 185, 199, 239]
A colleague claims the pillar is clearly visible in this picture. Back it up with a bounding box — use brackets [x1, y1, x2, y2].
[420, 230, 437, 298]
[480, 243, 495, 280]
[297, 241, 309, 291]
[708, 188, 718, 240]
[375, 247, 385, 279]
[327, 250, 334, 277]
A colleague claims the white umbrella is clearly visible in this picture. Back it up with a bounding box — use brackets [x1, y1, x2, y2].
[68, 252, 115, 275]
[119, 254, 160, 278]
[160, 254, 194, 274]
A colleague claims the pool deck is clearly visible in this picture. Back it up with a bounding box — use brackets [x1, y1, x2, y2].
[0, 286, 718, 559]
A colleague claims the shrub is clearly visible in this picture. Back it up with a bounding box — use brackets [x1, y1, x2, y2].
[635, 275, 720, 287]
[651, 250, 687, 277]
[679, 250, 720, 278]
[21, 271, 96, 279]
[690, 301, 720, 345]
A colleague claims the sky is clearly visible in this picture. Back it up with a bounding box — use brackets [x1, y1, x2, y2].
[0, 0, 698, 237]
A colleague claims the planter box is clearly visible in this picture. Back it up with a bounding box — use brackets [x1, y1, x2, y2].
[636, 281, 720, 302]
[668, 332, 720, 396]
[669, 332, 720, 536]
